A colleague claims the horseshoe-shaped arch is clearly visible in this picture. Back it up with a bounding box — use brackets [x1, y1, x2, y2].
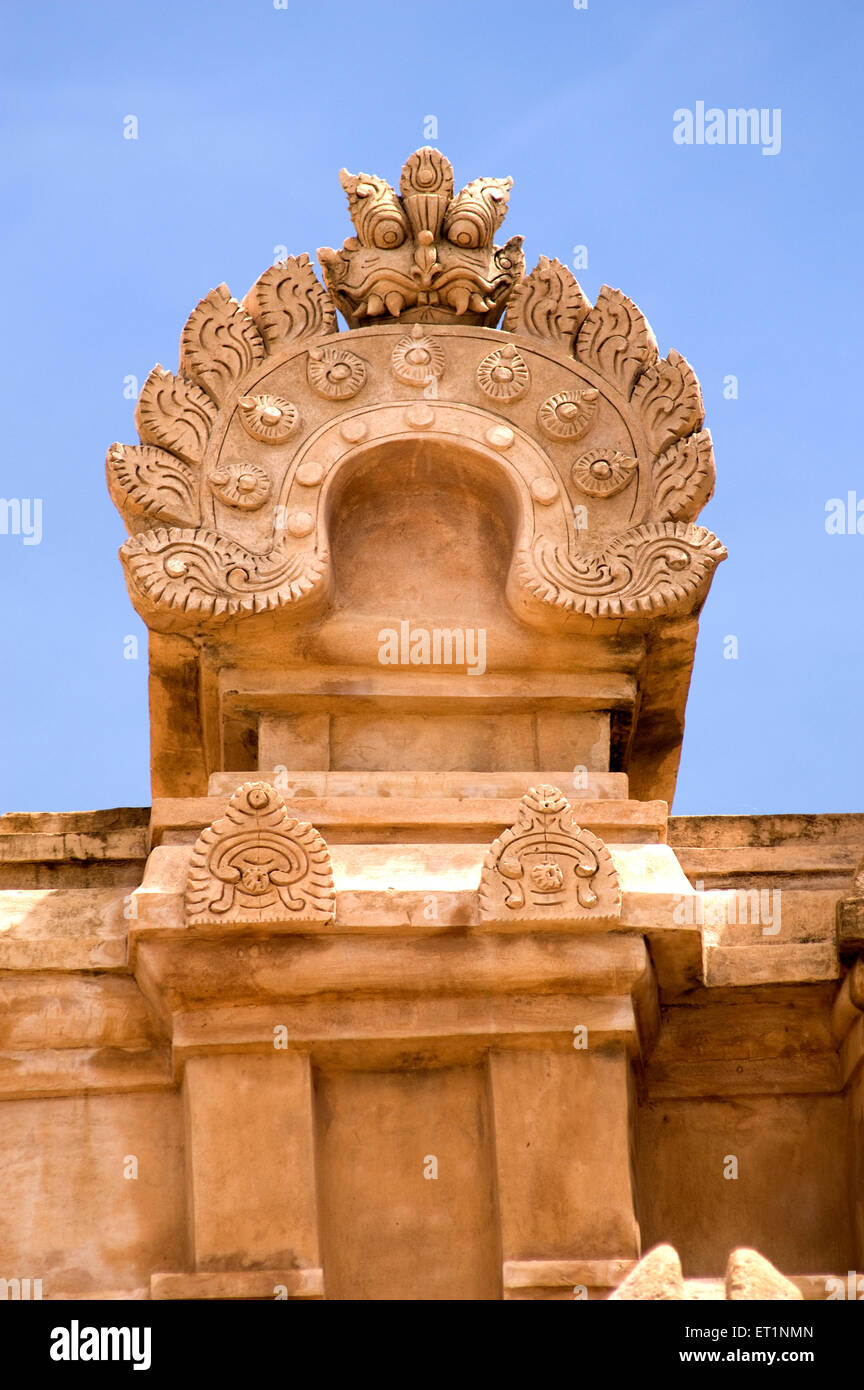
[270, 399, 573, 620]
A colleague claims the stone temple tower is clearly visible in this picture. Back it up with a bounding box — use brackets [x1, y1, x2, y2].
[2, 149, 861, 1302]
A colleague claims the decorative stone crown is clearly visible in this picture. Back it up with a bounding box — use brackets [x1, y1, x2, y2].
[105, 147, 725, 636]
[318, 147, 525, 328]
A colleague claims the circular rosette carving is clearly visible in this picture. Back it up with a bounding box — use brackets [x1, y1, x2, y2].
[571, 448, 637, 499]
[307, 346, 367, 400]
[530, 861, 564, 892]
[476, 344, 529, 400]
[521, 522, 727, 620]
[237, 394, 298, 444]
[391, 326, 445, 385]
[538, 388, 600, 441]
[120, 527, 328, 620]
[208, 459, 272, 511]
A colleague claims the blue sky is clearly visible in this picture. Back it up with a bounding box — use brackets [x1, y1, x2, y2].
[1, 0, 861, 815]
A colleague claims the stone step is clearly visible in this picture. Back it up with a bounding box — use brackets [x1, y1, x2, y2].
[704, 941, 838, 988]
[699, 888, 837, 948]
[152, 793, 667, 848]
[208, 769, 628, 800]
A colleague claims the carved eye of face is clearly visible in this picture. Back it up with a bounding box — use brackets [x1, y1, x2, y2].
[570, 449, 638, 498]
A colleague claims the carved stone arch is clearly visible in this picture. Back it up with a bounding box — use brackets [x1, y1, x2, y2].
[111, 167, 723, 637]
[267, 398, 575, 622]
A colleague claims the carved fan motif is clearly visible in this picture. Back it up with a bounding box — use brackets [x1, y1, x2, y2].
[478, 785, 621, 924]
[179, 285, 265, 404]
[576, 287, 658, 396]
[243, 254, 337, 347]
[503, 257, 591, 346]
[135, 367, 216, 465]
[106, 443, 199, 529]
[186, 782, 334, 926]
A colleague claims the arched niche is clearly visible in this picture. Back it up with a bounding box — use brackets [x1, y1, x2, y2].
[325, 435, 522, 623]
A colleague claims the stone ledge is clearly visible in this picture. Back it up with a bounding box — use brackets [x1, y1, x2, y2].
[502, 1261, 847, 1301]
[151, 996, 644, 1073]
[0, 807, 150, 838]
[673, 846, 859, 877]
[669, 813, 864, 849]
[644, 1052, 841, 1099]
[504, 1257, 635, 1292]
[150, 1268, 323, 1300]
[0, 889, 129, 970]
[208, 769, 630, 800]
[0, 1046, 173, 1101]
[705, 941, 838, 988]
[0, 974, 157, 1050]
[150, 794, 668, 848]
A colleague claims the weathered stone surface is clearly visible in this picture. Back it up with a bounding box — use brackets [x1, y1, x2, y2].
[0, 889, 129, 969]
[638, 1096, 852, 1278]
[608, 1244, 685, 1300]
[725, 1248, 803, 1301]
[0, 1093, 185, 1295]
[0, 808, 149, 889]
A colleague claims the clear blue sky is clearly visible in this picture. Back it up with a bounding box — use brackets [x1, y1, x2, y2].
[1, 0, 861, 815]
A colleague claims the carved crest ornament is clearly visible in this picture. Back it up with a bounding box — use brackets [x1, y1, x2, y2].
[186, 782, 335, 926]
[479, 786, 621, 925]
[106, 148, 725, 633]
